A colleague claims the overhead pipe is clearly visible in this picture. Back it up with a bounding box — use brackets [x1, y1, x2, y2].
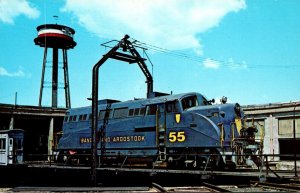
[91, 35, 131, 186]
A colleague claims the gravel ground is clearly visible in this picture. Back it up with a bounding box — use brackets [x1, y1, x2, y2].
[0, 188, 11, 193]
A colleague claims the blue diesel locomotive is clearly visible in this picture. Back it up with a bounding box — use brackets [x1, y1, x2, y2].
[56, 92, 260, 169]
[56, 35, 260, 169]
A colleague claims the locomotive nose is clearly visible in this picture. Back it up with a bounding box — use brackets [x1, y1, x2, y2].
[191, 113, 221, 146]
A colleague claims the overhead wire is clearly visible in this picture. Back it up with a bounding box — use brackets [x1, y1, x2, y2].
[130, 38, 300, 69]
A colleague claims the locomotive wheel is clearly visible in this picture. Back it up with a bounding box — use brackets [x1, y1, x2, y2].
[55, 151, 65, 164]
[209, 154, 225, 170]
[226, 162, 237, 170]
[192, 157, 208, 169]
[168, 158, 185, 169]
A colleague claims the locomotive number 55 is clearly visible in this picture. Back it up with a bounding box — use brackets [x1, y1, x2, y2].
[169, 131, 186, 142]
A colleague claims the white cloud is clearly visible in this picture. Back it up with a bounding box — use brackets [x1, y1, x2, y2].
[0, 66, 25, 77]
[227, 58, 248, 70]
[62, 0, 246, 51]
[202, 58, 220, 69]
[201, 57, 248, 70]
[0, 0, 40, 24]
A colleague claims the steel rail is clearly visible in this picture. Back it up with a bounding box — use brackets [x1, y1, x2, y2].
[152, 182, 167, 192]
[251, 181, 300, 191]
[202, 182, 232, 192]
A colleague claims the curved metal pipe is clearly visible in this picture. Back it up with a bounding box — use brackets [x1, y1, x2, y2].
[91, 36, 126, 186]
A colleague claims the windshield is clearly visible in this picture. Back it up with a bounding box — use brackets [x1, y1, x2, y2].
[201, 96, 210, 105]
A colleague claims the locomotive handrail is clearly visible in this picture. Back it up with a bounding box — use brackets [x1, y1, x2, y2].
[220, 125, 224, 148]
[231, 122, 235, 148]
[155, 109, 159, 146]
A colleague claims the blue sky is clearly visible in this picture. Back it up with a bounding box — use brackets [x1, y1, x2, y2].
[0, 0, 299, 108]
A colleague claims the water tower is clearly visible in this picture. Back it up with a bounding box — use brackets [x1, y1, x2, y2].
[34, 24, 76, 108]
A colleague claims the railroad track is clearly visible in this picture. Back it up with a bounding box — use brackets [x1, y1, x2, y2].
[9, 183, 231, 192]
[7, 186, 225, 192]
[251, 181, 300, 192]
[5, 164, 299, 192]
[9, 181, 300, 192]
[152, 182, 231, 192]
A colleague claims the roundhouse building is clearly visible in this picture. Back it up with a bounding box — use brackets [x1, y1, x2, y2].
[243, 101, 300, 163]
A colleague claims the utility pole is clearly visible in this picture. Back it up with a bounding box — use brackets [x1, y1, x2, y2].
[293, 103, 298, 177]
[15, 92, 17, 106]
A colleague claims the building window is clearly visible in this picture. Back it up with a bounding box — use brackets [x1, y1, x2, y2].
[278, 118, 300, 136]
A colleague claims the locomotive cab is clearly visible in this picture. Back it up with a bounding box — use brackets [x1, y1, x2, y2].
[181, 94, 260, 169]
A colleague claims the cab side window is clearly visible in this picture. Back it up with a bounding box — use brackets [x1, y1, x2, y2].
[181, 95, 198, 110]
